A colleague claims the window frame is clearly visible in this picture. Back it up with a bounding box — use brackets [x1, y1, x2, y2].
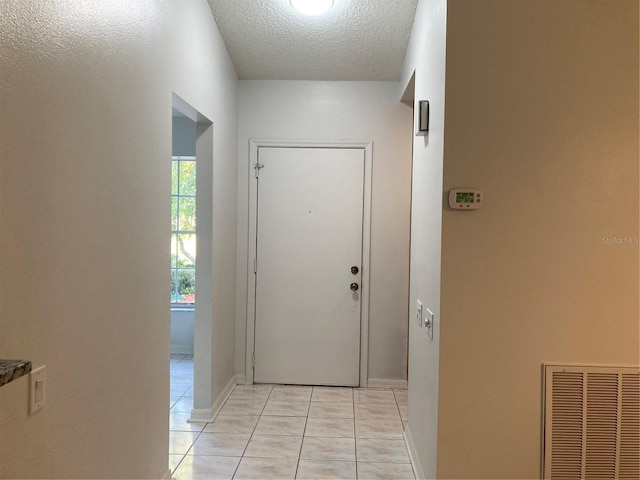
[171, 155, 197, 308]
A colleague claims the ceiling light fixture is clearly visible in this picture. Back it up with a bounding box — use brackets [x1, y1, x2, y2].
[290, 0, 334, 16]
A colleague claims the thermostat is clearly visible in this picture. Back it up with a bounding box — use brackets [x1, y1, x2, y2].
[449, 189, 482, 210]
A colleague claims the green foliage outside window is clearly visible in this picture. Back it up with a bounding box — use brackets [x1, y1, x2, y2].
[171, 157, 196, 304]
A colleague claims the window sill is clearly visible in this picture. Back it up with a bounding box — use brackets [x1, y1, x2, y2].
[171, 305, 195, 312]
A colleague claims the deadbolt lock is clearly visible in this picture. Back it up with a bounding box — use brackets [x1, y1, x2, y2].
[351, 266, 359, 275]
[350, 283, 359, 292]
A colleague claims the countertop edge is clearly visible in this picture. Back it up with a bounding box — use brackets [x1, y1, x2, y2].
[0, 360, 32, 387]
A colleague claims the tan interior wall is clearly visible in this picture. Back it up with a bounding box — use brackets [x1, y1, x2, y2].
[438, 0, 639, 477]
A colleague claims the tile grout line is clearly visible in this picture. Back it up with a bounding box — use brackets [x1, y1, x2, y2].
[231, 383, 273, 479]
[169, 357, 194, 477]
[393, 390, 403, 429]
[292, 387, 313, 479]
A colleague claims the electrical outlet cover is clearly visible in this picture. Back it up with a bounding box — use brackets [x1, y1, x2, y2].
[425, 308, 435, 339]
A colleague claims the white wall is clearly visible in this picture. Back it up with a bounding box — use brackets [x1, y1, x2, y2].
[399, 1, 448, 478]
[235, 81, 413, 383]
[0, 1, 237, 478]
[170, 309, 194, 355]
[437, 0, 638, 478]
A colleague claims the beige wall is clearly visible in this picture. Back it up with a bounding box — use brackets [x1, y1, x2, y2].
[235, 80, 413, 383]
[437, 0, 639, 478]
[0, 1, 238, 478]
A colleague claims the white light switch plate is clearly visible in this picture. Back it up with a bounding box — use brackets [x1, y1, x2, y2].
[29, 365, 46, 414]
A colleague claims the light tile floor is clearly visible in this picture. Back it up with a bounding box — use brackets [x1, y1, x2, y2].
[169, 354, 414, 480]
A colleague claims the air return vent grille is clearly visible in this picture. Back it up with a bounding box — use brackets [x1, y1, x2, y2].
[543, 365, 640, 480]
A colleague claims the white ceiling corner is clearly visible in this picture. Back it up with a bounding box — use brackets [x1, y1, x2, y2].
[206, 0, 418, 81]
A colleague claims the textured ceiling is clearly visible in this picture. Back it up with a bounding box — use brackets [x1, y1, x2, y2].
[206, 0, 418, 81]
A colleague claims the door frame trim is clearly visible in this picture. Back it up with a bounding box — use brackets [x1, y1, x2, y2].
[245, 139, 373, 387]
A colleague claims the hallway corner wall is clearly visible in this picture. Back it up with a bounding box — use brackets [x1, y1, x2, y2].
[0, 1, 238, 477]
[399, 0, 448, 478]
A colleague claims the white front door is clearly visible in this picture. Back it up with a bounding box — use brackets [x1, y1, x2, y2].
[253, 147, 365, 386]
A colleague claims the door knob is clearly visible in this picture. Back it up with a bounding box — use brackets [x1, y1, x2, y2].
[350, 283, 359, 292]
[350, 266, 359, 275]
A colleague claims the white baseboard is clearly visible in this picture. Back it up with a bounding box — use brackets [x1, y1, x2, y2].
[367, 378, 408, 389]
[235, 373, 246, 385]
[188, 375, 237, 423]
[189, 407, 215, 423]
[404, 426, 426, 480]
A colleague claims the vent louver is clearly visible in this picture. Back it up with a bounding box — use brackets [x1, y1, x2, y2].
[620, 373, 640, 479]
[543, 365, 640, 480]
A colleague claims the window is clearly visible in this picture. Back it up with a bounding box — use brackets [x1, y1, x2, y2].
[171, 156, 196, 305]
